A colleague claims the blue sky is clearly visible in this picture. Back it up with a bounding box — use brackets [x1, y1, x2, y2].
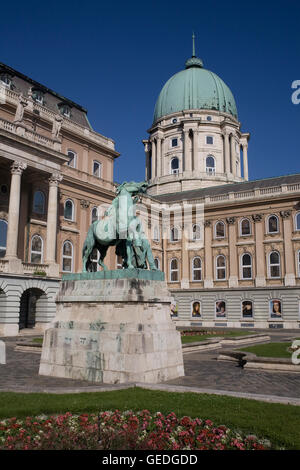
[1, 0, 299, 184]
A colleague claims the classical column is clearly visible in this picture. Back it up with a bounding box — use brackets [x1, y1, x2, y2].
[156, 137, 161, 178]
[252, 214, 266, 287]
[151, 139, 156, 180]
[184, 130, 192, 172]
[5, 160, 27, 260]
[193, 129, 198, 171]
[144, 141, 150, 180]
[227, 217, 238, 287]
[45, 172, 63, 272]
[224, 132, 231, 176]
[204, 220, 213, 288]
[242, 143, 249, 180]
[230, 135, 236, 177]
[280, 211, 296, 286]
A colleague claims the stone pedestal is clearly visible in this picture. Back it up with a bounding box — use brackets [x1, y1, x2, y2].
[39, 269, 185, 384]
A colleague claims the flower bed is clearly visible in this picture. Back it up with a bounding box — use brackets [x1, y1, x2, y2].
[0, 410, 271, 450]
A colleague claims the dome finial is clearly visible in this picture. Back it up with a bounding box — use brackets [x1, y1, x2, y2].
[192, 32, 196, 57]
[185, 33, 203, 69]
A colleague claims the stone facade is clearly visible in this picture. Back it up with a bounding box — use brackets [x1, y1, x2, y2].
[0, 63, 119, 336]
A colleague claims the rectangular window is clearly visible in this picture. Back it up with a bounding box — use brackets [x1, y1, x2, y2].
[171, 138, 178, 147]
[206, 136, 213, 145]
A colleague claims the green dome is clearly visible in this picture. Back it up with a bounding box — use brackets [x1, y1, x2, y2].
[153, 57, 238, 123]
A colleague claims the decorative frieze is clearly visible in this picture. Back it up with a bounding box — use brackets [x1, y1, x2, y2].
[226, 217, 236, 224]
[80, 199, 90, 209]
[252, 214, 262, 222]
[280, 210, 291, 219]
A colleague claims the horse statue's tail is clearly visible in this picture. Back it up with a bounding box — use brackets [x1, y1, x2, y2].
[82, 222, 96, 272]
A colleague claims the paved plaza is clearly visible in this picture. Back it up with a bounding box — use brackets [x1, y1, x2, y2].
[0, 331, 299, 402]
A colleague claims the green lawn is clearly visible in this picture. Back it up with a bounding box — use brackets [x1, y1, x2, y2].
[181, 330, 253, 344]
[32, 338, 43, 344]
[0, 388, 299, 449]
[240, 341, 299, 359]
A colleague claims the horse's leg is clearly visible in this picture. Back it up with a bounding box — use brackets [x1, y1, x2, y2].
[126, 240, 135, 269]
[82, 224, 96, 272]
[98, 245, 109, 271]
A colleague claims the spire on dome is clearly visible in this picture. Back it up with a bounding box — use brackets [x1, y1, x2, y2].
[185, 32, 203, 69]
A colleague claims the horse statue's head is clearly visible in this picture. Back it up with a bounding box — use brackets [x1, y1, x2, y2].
[116, 181, 148, 197]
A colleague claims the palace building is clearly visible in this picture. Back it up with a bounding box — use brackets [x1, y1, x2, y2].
[1, 42, 300, 336]
[142, 43, 300, 330]
[0, 62, 119, 336]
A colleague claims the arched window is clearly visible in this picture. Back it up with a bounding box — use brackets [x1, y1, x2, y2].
[154, 257, 160, 270]
[62, 241, 73, 272]
[33, 191, 45, 214]
[191, 300, 201, 317]
[59, 103, 71, 118]
[295, 212, 300, 231]
[153, 226, 160, 242]
[64, 199, 74, 221]
[215, 221, 225, 238]
[170, 226, 179, 242]
[0, 219, 8, 258]
[192, 257, 202, 281]
[31, 235, 43, 263]
[192, 224, 201, 240]
[242, 300, 253, 318]
[216, 255, 226, 280]
[269, 251, 280, 278]
[240, 218, 251, 236]
[67, 150, 77, 168]
[267, 215, 279, 234]
[170, 258, 179, 282]
[0, 73, 12, 87]
[91, 207, 98, 223]
[93, 161, 102, 178]
[206, 155, 215, 175]
[241, 253, 252, 279]
[170, 157, 179, 175]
